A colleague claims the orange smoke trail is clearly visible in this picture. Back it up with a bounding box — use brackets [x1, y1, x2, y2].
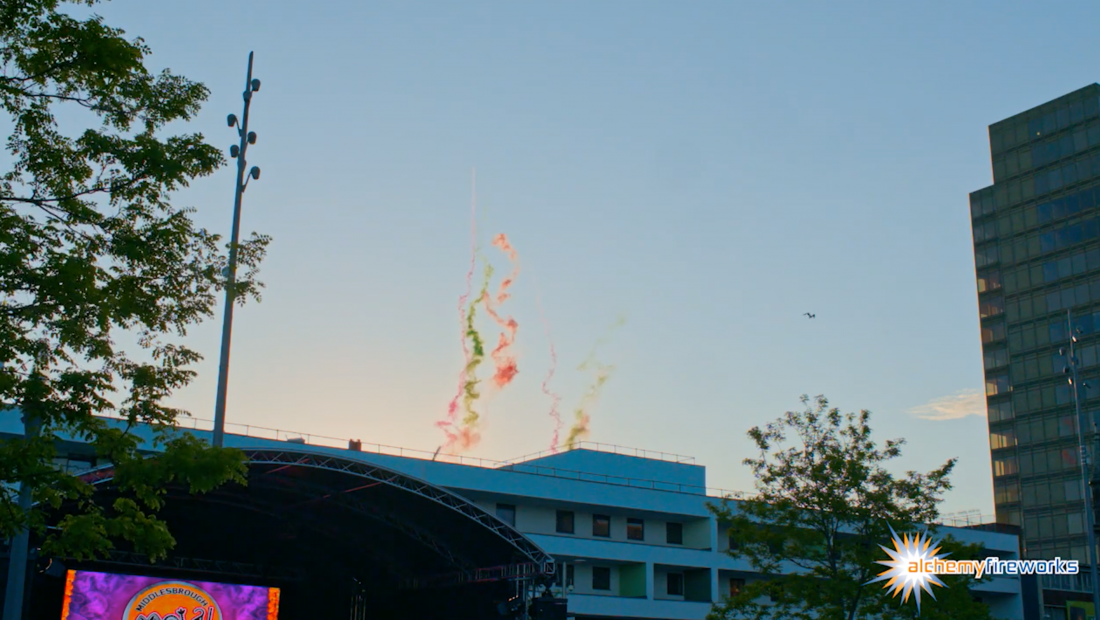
[481, 233, 520, 389]
[438, 169, 478, 449]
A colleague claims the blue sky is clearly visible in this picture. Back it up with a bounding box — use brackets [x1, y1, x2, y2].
[76, 0, 1100, 516]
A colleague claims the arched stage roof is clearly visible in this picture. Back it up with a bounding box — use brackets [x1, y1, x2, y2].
[25, 448, 554, 620]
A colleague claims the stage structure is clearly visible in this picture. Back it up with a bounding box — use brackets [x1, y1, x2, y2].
[12, 449, 555, 620]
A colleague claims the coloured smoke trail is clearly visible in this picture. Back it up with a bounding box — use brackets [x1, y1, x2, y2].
[564, 315, 626, 449]
[438, 169, 479, 450]
[452, 262, 492, 450]
[536, 287, 563, 452]
[482, 233, 520, 390]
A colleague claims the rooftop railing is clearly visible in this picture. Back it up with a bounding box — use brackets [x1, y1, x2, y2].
[93, 413, 741, 497]
[934, 510, 999, 528]
[88, 414, 993, 524]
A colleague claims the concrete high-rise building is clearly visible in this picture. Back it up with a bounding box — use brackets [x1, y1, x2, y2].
[972, 84, 1100, 616]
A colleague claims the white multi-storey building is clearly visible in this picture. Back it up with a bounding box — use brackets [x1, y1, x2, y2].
[0, 413, 1026, 620]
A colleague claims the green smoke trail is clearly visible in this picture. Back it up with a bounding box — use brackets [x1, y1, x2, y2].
[564, 314, 626, 448]
[460, 262, 493, 431]
[586, 314, 626, 358]
[564, 362, 613, 447]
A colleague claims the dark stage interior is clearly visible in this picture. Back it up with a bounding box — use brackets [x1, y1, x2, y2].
[13, 449, 552, 620]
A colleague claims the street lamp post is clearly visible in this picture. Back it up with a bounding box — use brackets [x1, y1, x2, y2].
[2, 413, 40, 620]
[1063, 309, 1100, 615]
[212, 52, 262, 449]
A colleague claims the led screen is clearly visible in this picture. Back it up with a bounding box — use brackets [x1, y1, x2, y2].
[60, 570, 279, 620]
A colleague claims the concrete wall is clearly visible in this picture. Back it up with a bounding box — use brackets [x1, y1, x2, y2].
[517, 449, 706, 490]
[472, 501, 714, 553]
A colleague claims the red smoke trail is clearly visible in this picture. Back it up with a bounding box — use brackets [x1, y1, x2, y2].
[535, 288, 563, 452]
[481, 233, 520, 389]
[437, 169, 478, 449]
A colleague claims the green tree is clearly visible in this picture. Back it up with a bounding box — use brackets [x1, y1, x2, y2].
[708, 395, 993, 620]
[0, 0, 270, 560]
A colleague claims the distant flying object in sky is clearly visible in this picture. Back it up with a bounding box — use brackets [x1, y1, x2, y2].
[804, 313, 816, 319]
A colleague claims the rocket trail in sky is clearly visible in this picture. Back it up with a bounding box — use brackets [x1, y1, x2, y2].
[482, 233, 520, 390]
[536, 287, 563, 452]
[438, 169, 479, 450]
[564, 315, 626, 449]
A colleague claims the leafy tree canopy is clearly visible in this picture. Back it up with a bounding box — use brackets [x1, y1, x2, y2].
[708, 395, 994, 620]
[0, 0, 270, 560]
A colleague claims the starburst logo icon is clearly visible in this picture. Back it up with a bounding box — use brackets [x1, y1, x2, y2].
[866, 524, 947, 613]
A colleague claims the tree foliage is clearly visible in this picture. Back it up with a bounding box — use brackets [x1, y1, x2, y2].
[707, 395, 994, 620]
[0, 0, 270, 560]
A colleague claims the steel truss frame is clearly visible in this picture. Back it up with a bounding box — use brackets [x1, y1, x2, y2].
[241, 450, 554, 571]
[75, 448, 555, 584]
[400, 561, 547, 590]
[250, 469, 476, 573]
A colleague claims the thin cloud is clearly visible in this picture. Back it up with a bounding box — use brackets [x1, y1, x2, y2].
[909, 389, 986, 421]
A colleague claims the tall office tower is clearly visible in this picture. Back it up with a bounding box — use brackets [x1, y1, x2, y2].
[972, 84, 1100, 564]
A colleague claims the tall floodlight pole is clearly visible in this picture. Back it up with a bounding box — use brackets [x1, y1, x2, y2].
[212, 52, 262, 448]
[1063, 309, 1100, 615]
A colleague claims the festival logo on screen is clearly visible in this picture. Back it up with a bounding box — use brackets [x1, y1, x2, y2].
[122, 582, 222, 620]
[61, 569, 278, 620]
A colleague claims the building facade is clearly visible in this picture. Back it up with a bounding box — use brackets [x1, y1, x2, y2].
[971, 83, 1100, 618]
[0, 413, 1025, 619]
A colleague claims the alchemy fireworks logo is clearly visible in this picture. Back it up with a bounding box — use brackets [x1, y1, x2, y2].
[867, 522, 1080, 614]
[866, 524, 946, 613]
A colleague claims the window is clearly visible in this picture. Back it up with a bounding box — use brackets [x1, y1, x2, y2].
[994, 480, 1019, 504]
[993, 456, 1018, 477]
[977, 271, 1002, 293]
[975, 245, 999, 267]
[728, 534, 740, 552]
[556, 510, 575, 534]
[985, 373, 1009, 396]
[1069, 512, 1084, 535]
[566, 564, 575, 587]
[666, 522, 683, 545]
[1062, 448, 1079, 469]
[1056, 384, 1072, 405]
[1064, 479, 1082, 503]
[729, 578, 745, 597]
[592, 566, 611, 591]
[1060, 415, 1077, 438]
[592, 514, 610, 537]
[52, 456, 95, 474]
[983, 348, 1008, 370]
[988, 400, 1014, 423]
[667, 573, 684, 596]
[496, 503, 516, 527]
[990, 429, 1016, 450]
[627, 518, 644, 541]
[1051, 320, 1067, 343]
[982, 322, 1005, 344]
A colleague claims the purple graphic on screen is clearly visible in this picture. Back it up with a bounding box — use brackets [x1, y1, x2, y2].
[63, 570, 275, 620]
